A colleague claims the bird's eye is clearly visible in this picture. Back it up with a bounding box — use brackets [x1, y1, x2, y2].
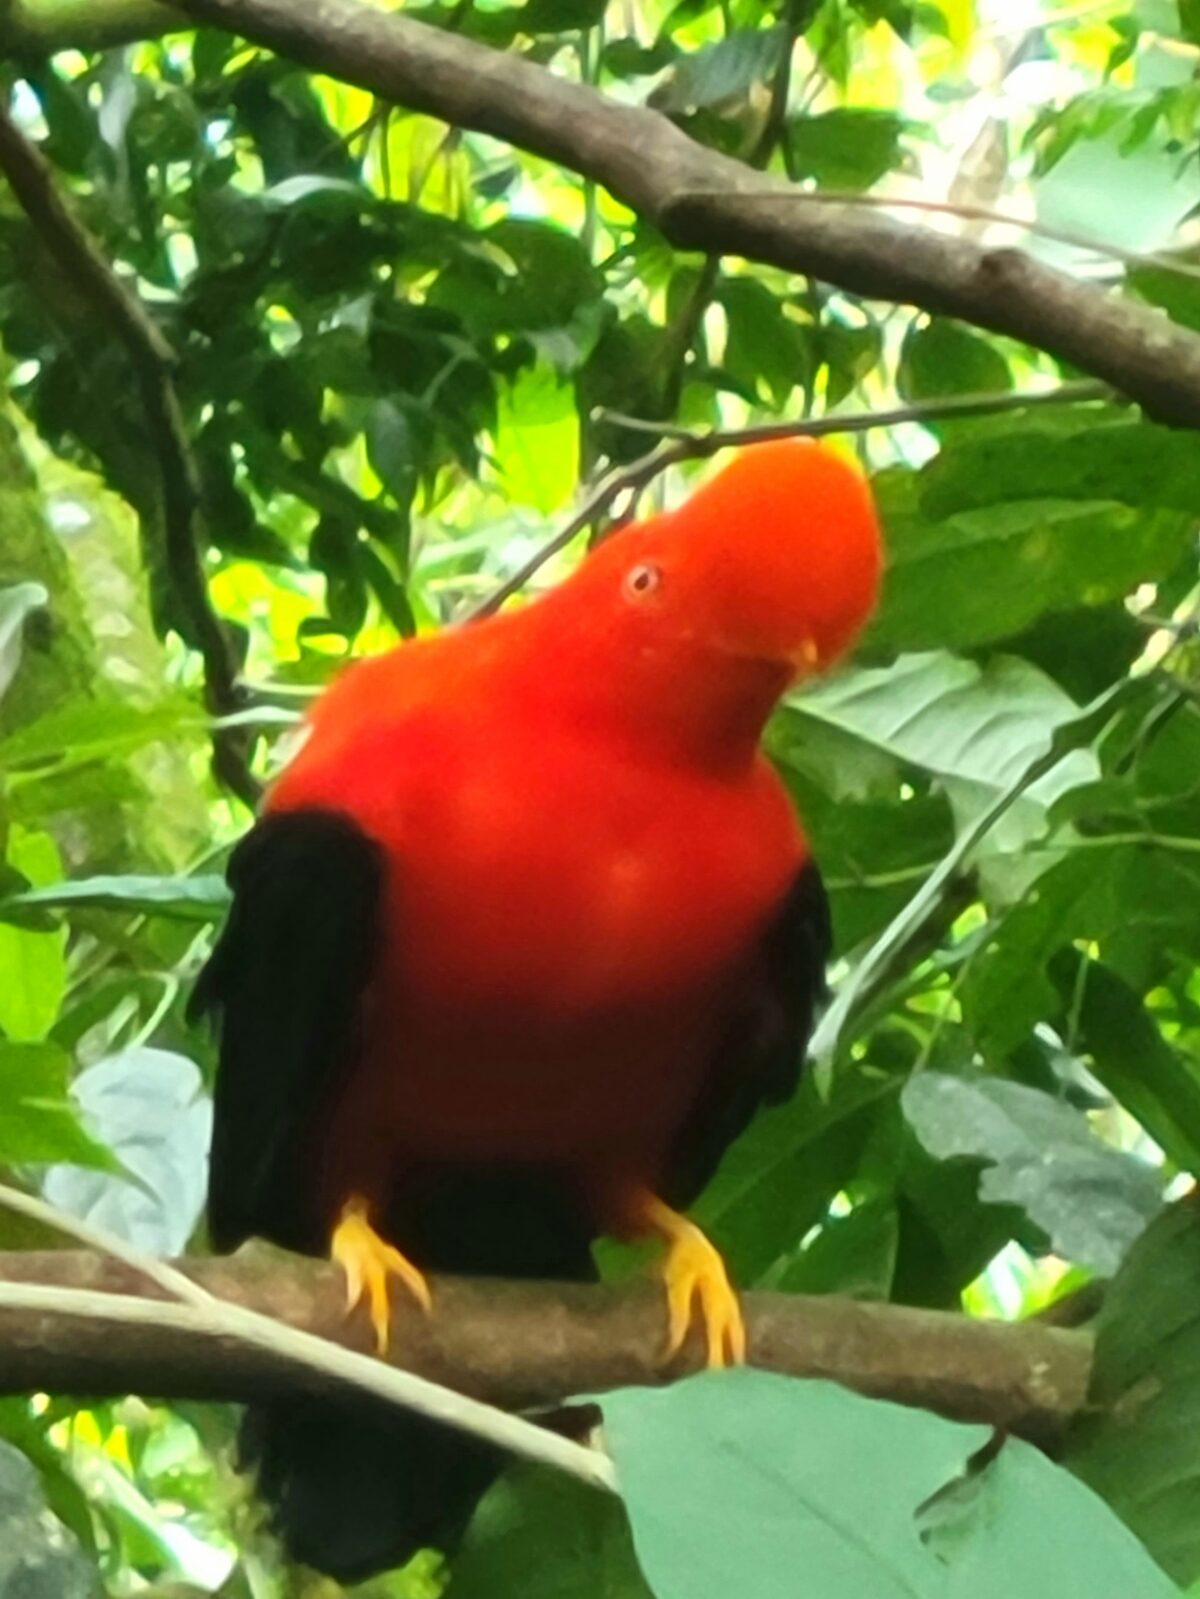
[624, 562, 662, 600]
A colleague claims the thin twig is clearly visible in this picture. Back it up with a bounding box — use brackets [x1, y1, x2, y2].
[465, 380, 1111, 621]
[0, 99, 260, 809]
[0, 1280, 619, 1492]
[808, 674, 1150, 1074]
[686, 187, 1200, 285]
[0, 1181, 213, 1308]
[0, 1183, 616, 1491]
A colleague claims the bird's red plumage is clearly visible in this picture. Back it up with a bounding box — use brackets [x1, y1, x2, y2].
[265, 439, 882, 1233]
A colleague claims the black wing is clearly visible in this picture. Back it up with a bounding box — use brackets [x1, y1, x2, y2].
[662, 859, 831, 1210]
[189, 809, 385, 1255]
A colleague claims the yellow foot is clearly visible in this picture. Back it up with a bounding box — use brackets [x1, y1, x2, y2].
[628, 1189, 747, 1369]
[330, 1195, 431, 1355]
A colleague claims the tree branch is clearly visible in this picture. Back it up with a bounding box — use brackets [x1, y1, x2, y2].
[71, 0, 1200, 428]
[2, 0, 185, 53]
[0, 99, 260, 809]
[0, 1248, 1090, 1446]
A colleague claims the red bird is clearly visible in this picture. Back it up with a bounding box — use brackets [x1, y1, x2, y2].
[193, 440, 881, 1577]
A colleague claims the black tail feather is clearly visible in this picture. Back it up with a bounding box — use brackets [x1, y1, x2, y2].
[245, 1168, 597, 1578]
[244, 1402, 503, 1583]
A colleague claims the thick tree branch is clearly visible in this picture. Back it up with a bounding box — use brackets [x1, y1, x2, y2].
[1, 0, 185, 53]
[0, 99, 260, 809]
[49, 0, 1190, 428]
[0, 1249, 1090, 1446]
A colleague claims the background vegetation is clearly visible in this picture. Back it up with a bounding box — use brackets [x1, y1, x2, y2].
[1, 0, 1200, 1593]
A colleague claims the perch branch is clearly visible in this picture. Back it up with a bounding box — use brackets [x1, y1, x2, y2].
[0, 1248, 1090, 1446]
[119, 0, 1200, 427]
[0, 99, 260, 809]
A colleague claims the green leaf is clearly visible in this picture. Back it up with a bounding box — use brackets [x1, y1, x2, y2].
[0, 873, 231, 923]
[0, 827, 67, 1043]
[652, 27, 785, 113]
[1066, 1199, 1200, 1585]
[260, 174, 373, 212]
[717, 279, 812, 409]
[520, 0, 608, 31]
[693, 1068, 899, 1281]
[0, 698, 196, 774]
[1130, 263, 1200, 334]
[0, 1043, 121, 1171]
[898, 317, 1012, 400]
[451, 1465, 651, 1599]
[495, 367, 580, 514]
[789, 109, 909, 190]
[1050, 953, 1200, 1175]
[602, 1372, 1176, 1599]
[962, 843, 1200, 1053]
[919, 415, 1200, 521]
[789, 652, 1098, 870]
[765, 1196, 898, 1298]
[0, 582, 48, 706]
[870, 450, 1195, 653]
[902, 1072, 1163, 1276]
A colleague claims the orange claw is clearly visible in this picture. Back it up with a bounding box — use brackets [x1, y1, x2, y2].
[628, 1189, 747, 1369]
[331, 1194, 432, 1355]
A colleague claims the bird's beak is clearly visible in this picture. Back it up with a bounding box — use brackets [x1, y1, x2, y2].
[789, 638, 821, 676]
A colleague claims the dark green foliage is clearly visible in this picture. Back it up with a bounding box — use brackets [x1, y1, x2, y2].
[1, 0, 1199, 1592]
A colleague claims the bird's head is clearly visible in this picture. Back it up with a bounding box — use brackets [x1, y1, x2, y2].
[582, 438, 883, 680]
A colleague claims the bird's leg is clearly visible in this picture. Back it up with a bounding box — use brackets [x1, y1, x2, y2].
[618, 1186, 747, 1370]
[330, 1194, 432, 1355]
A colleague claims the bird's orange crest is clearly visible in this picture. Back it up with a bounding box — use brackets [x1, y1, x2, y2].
[564, 438, 883, 678]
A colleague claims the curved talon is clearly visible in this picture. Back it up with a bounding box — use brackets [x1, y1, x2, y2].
[617, 1187, 746, 1370]
[660, 1218, 747, 1369]
[331, 1195, 431, 1354]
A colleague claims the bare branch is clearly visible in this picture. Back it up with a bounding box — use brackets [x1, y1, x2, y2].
[0, 99, 260, 809]
[104, 0, 1200, 427]
[0, 1249, 1091, 1447]
[2, 0, 184, 54]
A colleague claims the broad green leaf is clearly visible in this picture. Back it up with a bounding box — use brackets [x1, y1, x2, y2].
[603, 1372, 1176, 1599]
[0, 1042, 120, 1171]
[495, 368, 579, 515]
[902, 1072, 1162, 1276]
[0, 582, 48, 706]
[261, 174, 373, 212]
[1050, 953, 1200, 1175]
[788, 652, 1098, 876]
[652, 27, 785, 112]
[870, 462, 1195, 653]
[693, 1068, 899, 1281]
[0, 873, 230, 922]
[519, 0, 607, 32]
[0, 697, 196, 774]
[899, 317, 1012, 399]
[789, 109, 909, 190]
[718, 279, 812, 409]
[765, 1196, 898, 1298]
[962, 844, 1200, 1053]
[0, 827, 67, 1043]
[919, 415, 1200, 521]
[43, 1048, 212, 1254]
[1066, 1200, 1200, 1585]
[451, 1466, 651, 1599]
